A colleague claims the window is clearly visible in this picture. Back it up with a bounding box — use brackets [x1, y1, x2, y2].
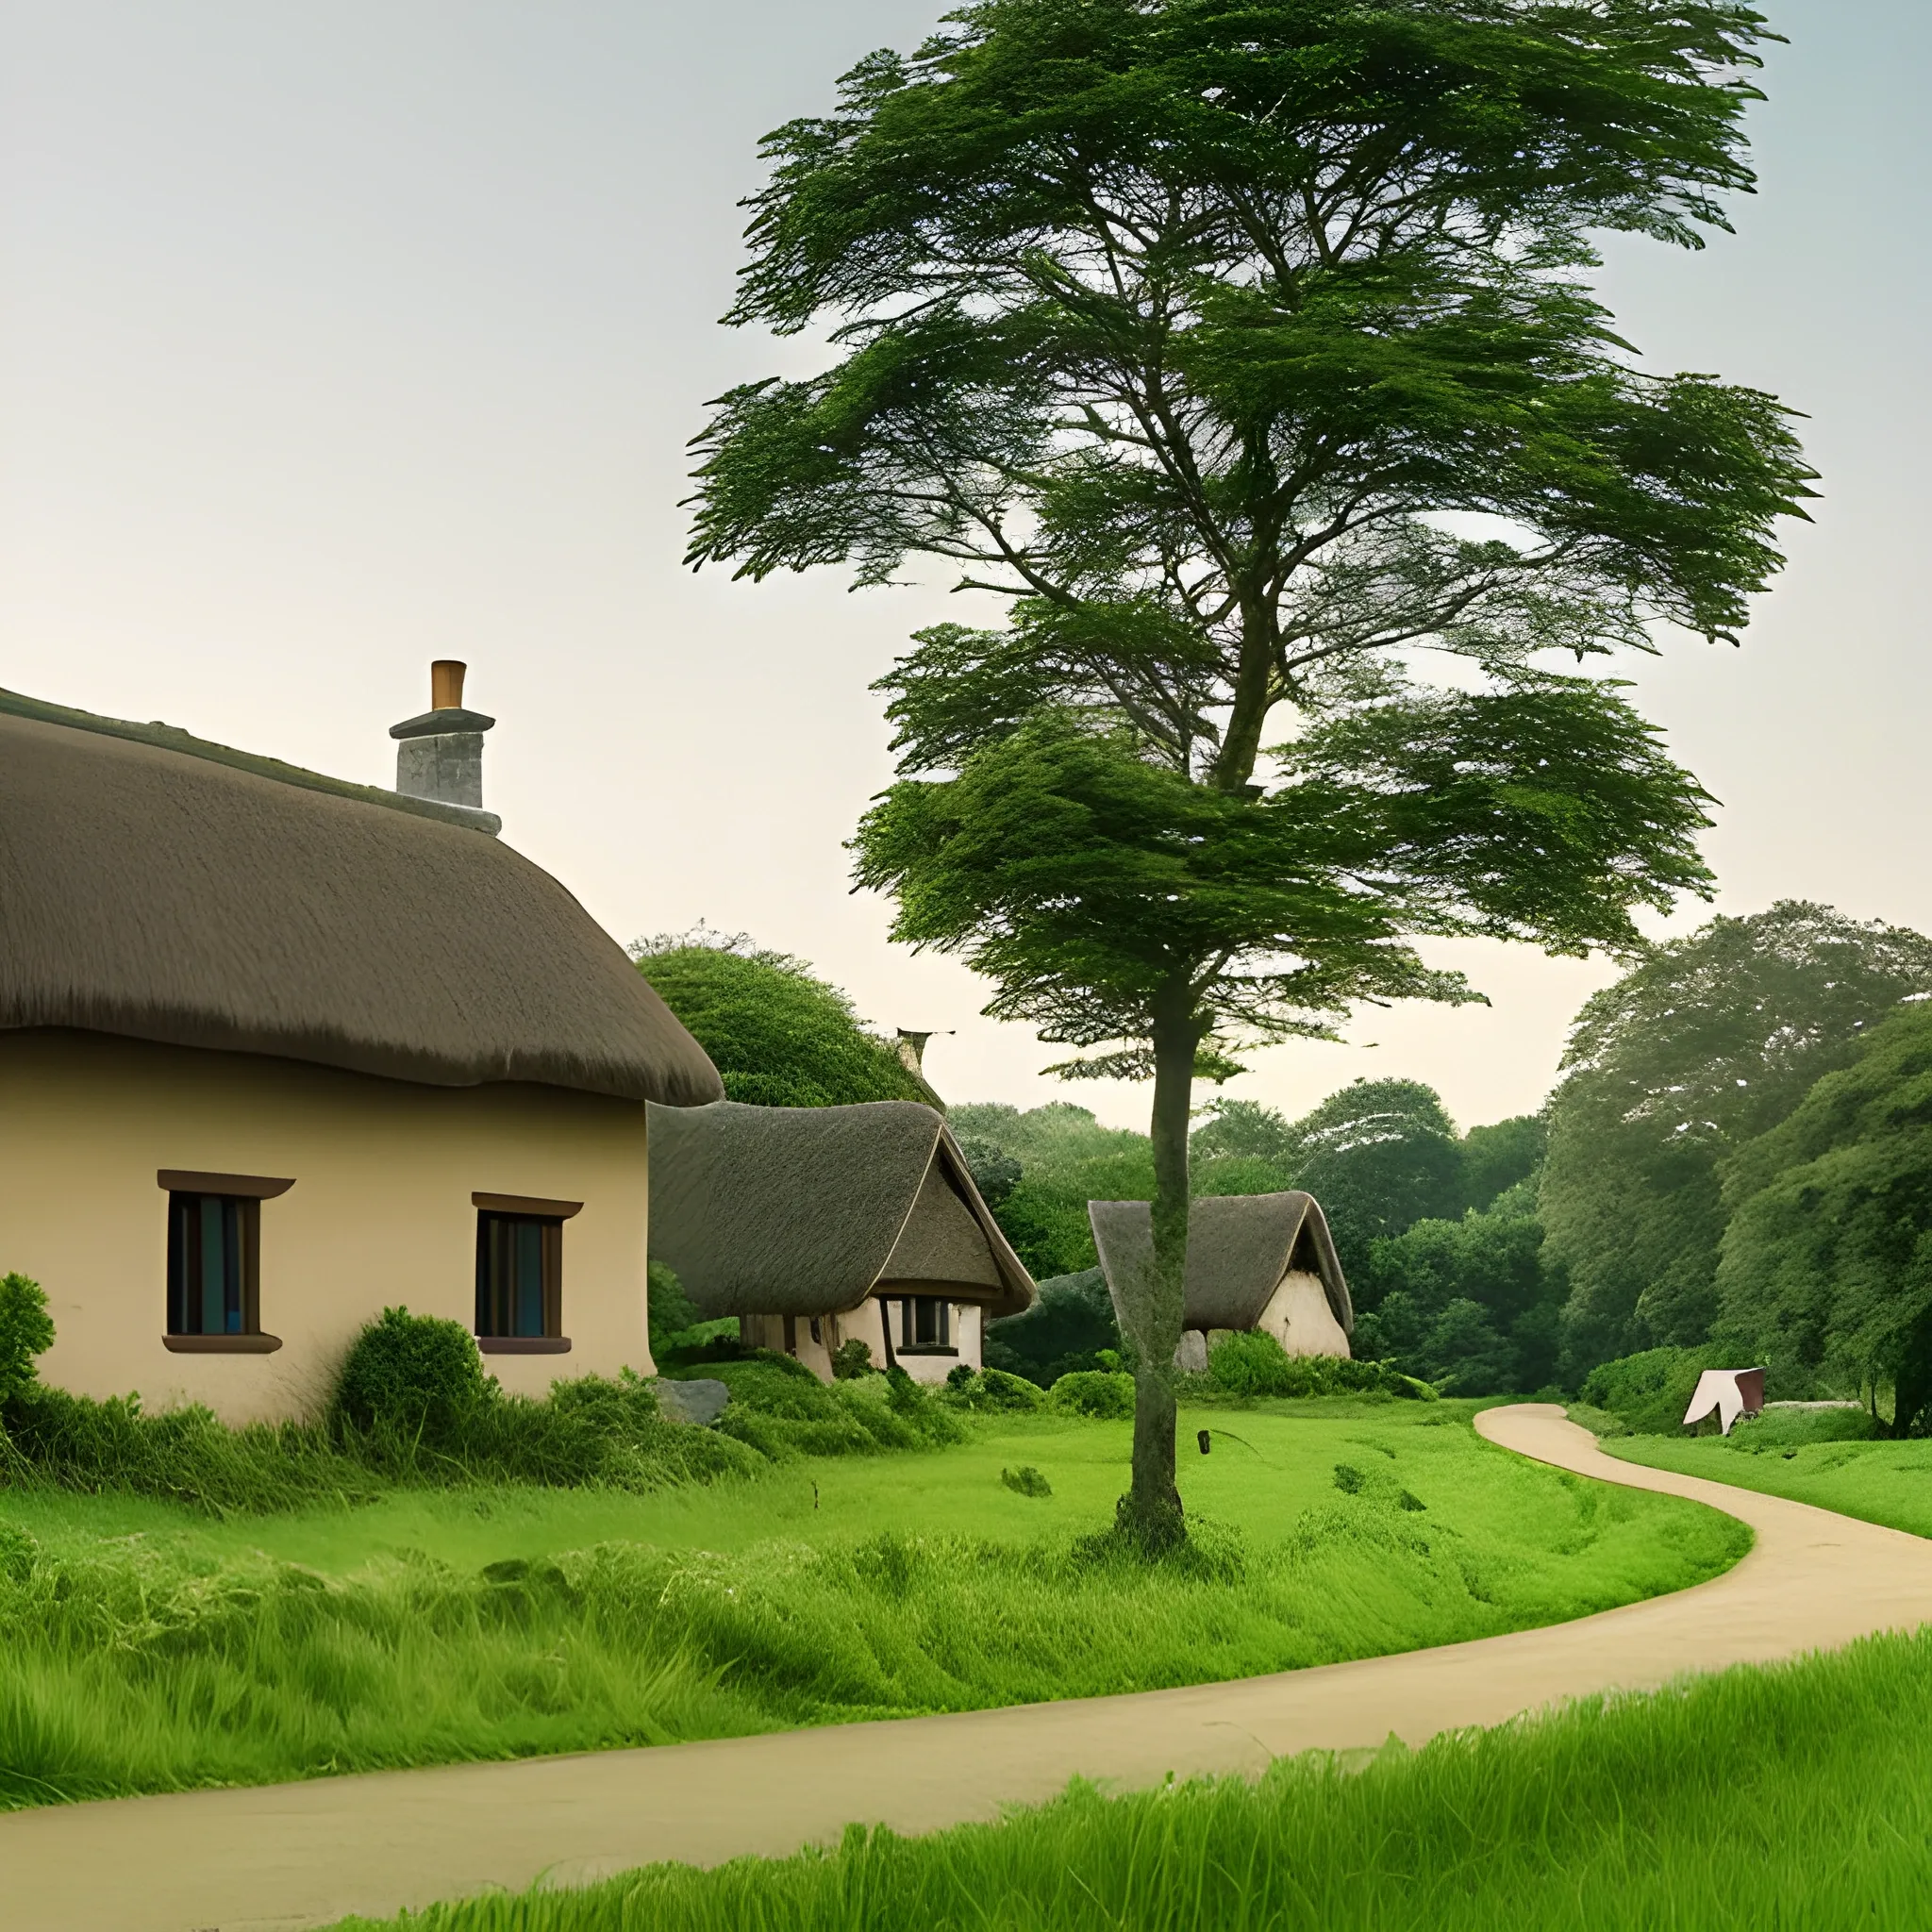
[899, 1295, 954, 1353]
[473, 1192, 580, 1353]
[158, 1170, 291, 1353]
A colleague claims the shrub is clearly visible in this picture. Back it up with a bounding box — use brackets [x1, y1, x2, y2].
[646, 1263, 708, 1357]
[1578, 1345, 1746, 1436]
[885, 1367, 967, 1443]
[1206, 1330, 1433, 1402]
[978, 1368, 1047, 1412]
[0, 1338, 966, 1515]
[1724, 1404, 1879, 1451]
[939, 1366, 1050, 1414]
[1001, 1464, 1053, 1497]
[831, 1339, 877, 1379]
[333, 1307, 491, 1442]
[0, 1273, 55, 1406]
[1050, 1371, 1137, 1420]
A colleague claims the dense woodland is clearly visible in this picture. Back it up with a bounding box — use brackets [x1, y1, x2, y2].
[640, 903, 1932, 1428]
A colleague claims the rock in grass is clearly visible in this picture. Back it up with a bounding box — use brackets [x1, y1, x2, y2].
[1001, 1465, 1053, 1498]
[654, 1378, 730, 1427]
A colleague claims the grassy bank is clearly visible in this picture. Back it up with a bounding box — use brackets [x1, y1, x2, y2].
[0, 1357, 958, 1516]
[1605, 1419, 1932, 1540]
[0, 1402, 1745, 1807]
[326, 1624, 1932, 1932]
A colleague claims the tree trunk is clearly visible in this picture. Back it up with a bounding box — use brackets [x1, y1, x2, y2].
[1115, 976, 1194, 1551]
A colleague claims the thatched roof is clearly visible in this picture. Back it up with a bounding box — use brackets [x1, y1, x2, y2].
[645, 1099, 1036, 1321]
[0, 696, 723, 1106]
[1088, 1192, 1353, 1337]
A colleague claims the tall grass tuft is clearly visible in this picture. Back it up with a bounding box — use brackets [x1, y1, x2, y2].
[334, 1625, 1932, 1931]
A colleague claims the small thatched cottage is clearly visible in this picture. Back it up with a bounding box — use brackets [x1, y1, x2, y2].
[0, 671, 722, 1422]
[645, 1098, 1035, 1382]
[1089, 1191, 1354, 1370]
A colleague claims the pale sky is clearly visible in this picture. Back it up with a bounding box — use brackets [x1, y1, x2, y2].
[1, 2, 1922, 1135]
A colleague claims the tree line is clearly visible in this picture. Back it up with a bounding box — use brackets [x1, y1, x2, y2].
[639, 902, 1932, 1434]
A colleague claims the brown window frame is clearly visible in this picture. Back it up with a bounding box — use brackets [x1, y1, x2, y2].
[473, 1193, 578, 1355]
[158, 1171, 291, 1354]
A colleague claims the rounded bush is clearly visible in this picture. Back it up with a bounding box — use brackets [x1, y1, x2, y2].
[977, 1367, 1047, 1411]
[1049, 1370, 1136, 1420]
[334, 1307, 491, 1441]
[831, 1338, 877, 1380]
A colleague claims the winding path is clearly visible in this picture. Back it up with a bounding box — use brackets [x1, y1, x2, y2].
[10, 1405, 1932, 1932]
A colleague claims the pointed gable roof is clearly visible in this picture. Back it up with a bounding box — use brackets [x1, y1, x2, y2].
[1088, 1191, 1353, 1337]
[645, 1098, 1035, 1320]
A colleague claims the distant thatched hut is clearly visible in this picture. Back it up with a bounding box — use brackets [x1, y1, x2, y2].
[1088, 1191, 1354, 1369]
[645, 1099, 1035, 1382]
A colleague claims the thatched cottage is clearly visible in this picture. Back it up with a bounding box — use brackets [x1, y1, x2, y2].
[1089, 1191, 1354, 1370]
[0, 670, 722, 1422]
[645, 1098, 1034, 1382]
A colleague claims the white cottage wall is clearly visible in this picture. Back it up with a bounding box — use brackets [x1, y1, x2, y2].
[1257, 1269, 1351, 1359]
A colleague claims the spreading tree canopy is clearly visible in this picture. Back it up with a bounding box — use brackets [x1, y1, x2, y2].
[690, 0, 1812, 1543]
[1542, 902, 1932, 1376]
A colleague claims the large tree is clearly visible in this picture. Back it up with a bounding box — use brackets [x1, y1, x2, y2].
[1716, 1005, 1932, 1434]
[689, 0, 1811, 1544]
[1542, 902, 1932, 1375]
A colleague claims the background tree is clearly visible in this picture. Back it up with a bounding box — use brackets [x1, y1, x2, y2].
[951, 1100, 1155, 1277]
[1283, 1077, 1465, 1280]
[1716, 1004, 1932, 1435]
[1542, 902, 1932, 1377]
[633, 928, 935, 1108]
[691, 0, 1811, 1544]
[1357, 1179, 1559, 1393]
[983, 1268, 1124, 1386]
[1461, 1114, 1547, 1213]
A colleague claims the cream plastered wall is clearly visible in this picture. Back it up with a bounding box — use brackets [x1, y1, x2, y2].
[742, 1298, 984, 1385]
[0, 1029, 655, 1424]
[1257, 1269, 1351, 1359]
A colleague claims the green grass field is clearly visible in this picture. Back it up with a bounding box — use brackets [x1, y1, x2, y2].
[325, 1624, 1932, 1932]
[1604, 1414, 1932, 1538]
[0, 1399, 1745, 1807]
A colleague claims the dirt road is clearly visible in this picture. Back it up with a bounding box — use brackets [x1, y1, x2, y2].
[8, 1404, 1931, 1931]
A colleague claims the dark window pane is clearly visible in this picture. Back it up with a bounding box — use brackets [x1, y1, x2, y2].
[167, 1192, 247, 1336]
[476, 1211, 560, 1339]
[901, 1296, 949, 1348]
[514, 1220, 544, 1337]
[224, 1198, 243, 1333]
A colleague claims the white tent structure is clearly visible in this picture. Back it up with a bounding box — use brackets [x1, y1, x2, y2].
[1682, 1367, 1767, 1436]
